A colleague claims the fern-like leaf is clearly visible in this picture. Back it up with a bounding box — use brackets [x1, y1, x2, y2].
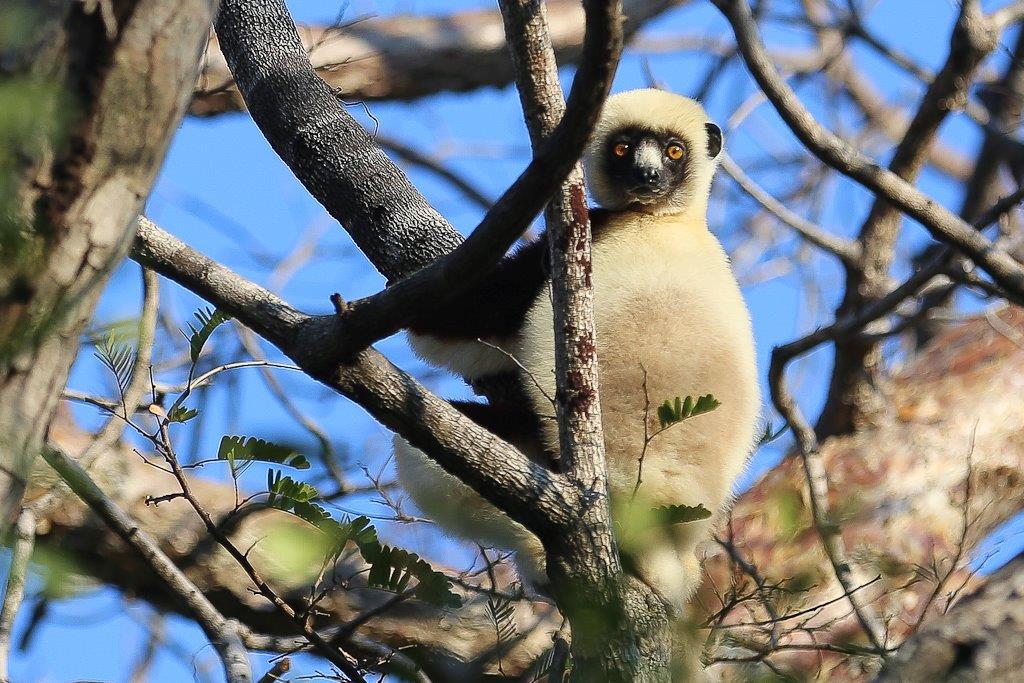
[168, 405, 198, 423]
[530, 646, 561, 682]
[657, 393, 720, 429]
[757, 421, 788, 446]
[218, 436, 309, 471]
[488, 595, 518, 645]
[95, 337, 134, 399]
[652, 503, 712, 527]
[265, 472, 319, 511]
[263, 483, 461, 608]
[357, 540, 460, 608]
[184, 307, 230, 365]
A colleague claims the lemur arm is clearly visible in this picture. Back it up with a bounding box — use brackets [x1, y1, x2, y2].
[450, 400, 556, 470]
[406, 209, 611, 341]
[406, 236, 549, 340]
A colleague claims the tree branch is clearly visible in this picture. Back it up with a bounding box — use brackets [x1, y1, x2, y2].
[720, 152, 860, 264]
[875, 552, 1024, 682]
[214, 0, 461, 280]
[216, 0, 623, 365]
[193, 0, 682, 116]
[762, 187, 1024, 657]
[131, 218, 574, 537]
[818, 0, 1006, 435]
[39, 445, 253, 683]
[0, 509, 34, 683]
[713, 0, 1024, 305]
[496, 1, 671, 679]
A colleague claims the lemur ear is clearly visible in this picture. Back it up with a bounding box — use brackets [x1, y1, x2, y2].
[705, 122, 723, 159]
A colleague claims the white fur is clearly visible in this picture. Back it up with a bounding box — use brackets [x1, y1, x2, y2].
[395, 90, 759, 610]
[406, 332, 515, 380]
[393, 436, 548, 585]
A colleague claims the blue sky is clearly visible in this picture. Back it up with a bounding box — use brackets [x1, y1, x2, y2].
[6, 1, 1023, 680]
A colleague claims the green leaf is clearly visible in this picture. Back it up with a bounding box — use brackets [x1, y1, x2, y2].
[266, 473, 319, 507]
[264, 493, 461, 608]
[184, 307, 230, 364]
[530, 647, 557, 682]
[86, 318, 140, 347]
[757, 421, 788, 446]
[651, 503, 713, 526]
[95, 337, 134, 398]
[167, 405, 198, 423]
[529, 644, 571, 682]
[217, 435, 309, 470]
[352, 524, 460, 607]
[692, 393, 721, 416]
[657, 393, 721, 429]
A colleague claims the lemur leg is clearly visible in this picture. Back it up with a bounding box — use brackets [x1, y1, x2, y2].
[393, 400, 551, 588]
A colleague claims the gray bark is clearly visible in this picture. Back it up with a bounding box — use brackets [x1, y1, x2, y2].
[193, 0, 683, 116]
[499, 2, 673, 680]
[213, 0, 461, 281]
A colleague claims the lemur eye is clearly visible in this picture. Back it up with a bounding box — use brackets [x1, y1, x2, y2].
[613, 142, 630, 157]
[665, 143, 685, 160]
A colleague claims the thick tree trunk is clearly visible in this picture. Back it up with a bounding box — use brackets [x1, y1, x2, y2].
[699, 305, 1024, 680]
[0, 0, 217, 521]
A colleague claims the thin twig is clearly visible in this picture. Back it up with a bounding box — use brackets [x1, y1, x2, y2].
[720, 153, 859, 264]
[39, 445, 253, 682]
[713, 0, 1024, 302]
[0, 508, 35, 683]
[152, 422, 366, 681]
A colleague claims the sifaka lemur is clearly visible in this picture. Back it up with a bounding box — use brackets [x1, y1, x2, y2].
[394, 88, 760, 611]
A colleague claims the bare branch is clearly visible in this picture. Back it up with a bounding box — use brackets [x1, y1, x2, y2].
[376, 134, 493, 211]
[761, 187, 1024, 659]
[720, 152, 860, 264]
[131, 218, 574, 537]
[39, 445, 253, 683]
[819, 0, 1007, 434]
[194, 0, 682, 116]
[216, 0, 623, 365]
[990, 1, 1024, 31]
[214, 0, 461, 280]
[496, 1, 673, 678]
[0, 509, 35, 683]
[876, 552, 1024, 681]
[713, 0, 1024, 304]
[152, 422, 366, 681]
[31, 266, 160, 515]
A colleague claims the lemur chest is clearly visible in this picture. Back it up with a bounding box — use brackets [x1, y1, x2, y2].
[513, 220, 759, 488]
[514, 222, 750, 388]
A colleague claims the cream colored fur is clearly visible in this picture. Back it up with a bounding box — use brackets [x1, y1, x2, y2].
[407, 334, 515, 379]
[396, 89, 760, 611]
[516, 212, 760, 607]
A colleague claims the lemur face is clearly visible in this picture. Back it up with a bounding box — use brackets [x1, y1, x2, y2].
[602, 127, 689, 208]
[584, 89, 724, 214]
[596, 121, 723, 211]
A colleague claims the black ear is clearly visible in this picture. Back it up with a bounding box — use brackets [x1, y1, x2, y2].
[705, 122, 723, 158]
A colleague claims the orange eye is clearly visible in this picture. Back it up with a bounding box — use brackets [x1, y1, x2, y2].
[666, 144, 684, 160]
[613, 142, 629, 157]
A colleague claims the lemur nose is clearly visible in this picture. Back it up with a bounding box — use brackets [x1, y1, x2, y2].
[639, 167, 661, 184]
